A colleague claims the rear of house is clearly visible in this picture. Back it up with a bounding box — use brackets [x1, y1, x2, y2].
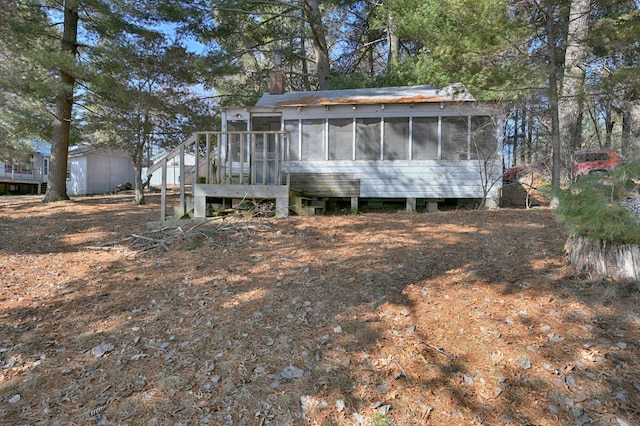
[221, 84, 503, 213]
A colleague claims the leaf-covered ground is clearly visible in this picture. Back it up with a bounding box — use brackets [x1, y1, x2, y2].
[1, 193, 639, 425]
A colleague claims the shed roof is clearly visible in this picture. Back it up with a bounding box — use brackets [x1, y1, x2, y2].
[255, 83, 474, 107]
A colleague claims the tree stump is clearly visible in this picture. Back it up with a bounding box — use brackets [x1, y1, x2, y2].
[566, 235, 640, 283]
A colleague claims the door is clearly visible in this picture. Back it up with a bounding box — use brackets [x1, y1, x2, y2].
[252, 117, 282, 185]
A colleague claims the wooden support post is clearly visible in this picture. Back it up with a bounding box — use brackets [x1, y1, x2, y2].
[161, 158, 167, 221]
[406, 197, 417, 212]
[179, 144, 185, 217]
[351, 197, 359, 213]
[194, 194, 207, 218]
[275, 196, 288, 218]
[427, 201, 438, 213]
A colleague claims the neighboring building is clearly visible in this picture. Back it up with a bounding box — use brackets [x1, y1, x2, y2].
[67, 145, 135, 196]
[143, 150, 196, 187]
[0, 143, 49, 195]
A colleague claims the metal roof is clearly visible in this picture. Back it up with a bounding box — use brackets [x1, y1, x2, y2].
[255, 83, 475, 107]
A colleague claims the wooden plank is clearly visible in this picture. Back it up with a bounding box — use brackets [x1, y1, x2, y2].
[289, 173, 361, 197]
[194, 183, 289, 198]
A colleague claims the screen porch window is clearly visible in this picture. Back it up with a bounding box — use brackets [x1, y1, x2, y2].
[284, 120, 301, 161]
[356, 118, 381, 160]
[412, 117, 439, 160]
[328, 118, 353, 160]
[470, 116, 497, 160]
[227, 120, 248, 162]
[441, 116, 469, 160]
[383, 118, 409, 160]
[301, 119, 325, 160]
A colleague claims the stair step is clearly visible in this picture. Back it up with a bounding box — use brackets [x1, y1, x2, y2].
[290, 197, 325, 216]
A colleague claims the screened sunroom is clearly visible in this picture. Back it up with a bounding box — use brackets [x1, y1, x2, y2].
[220, 83, 503, 213]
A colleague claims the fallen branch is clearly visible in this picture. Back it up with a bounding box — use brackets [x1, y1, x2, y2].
[84, 246, 126, 251]
[101, 236, 134, 246]
[416, 338, 455, 359]
[131, 234, 169, 251]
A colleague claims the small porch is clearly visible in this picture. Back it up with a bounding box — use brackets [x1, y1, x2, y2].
[0, 166, 46, 195]
[147, 131, 292, 221]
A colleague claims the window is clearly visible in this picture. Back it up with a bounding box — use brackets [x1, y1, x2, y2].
[383, 118, 409, 160]
[328, 118, 353, 160]
[284, 120, 300, 161]
[470, 116, 496, 159]
[412, 117, 439, 160]
[441, 116, 469, 160]
[356, 118, 381, 160]
[301, 119, 325, 160]
[227, 120, 248, 162]
[66, 163, 71, 180]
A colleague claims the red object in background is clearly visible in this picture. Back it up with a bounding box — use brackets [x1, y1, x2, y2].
[572, 150, 622, 178]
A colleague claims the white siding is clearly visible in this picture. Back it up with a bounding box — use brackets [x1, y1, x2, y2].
[290, 160, 501, 199]
[67, 148, 135, 195]
[67, 157, 88, 195]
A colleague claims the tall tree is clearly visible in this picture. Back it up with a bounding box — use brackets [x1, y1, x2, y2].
[545, 0, 563, 208]
[379, 0, 539, 99]
[589, 1, 640, 156]
[45, 0, 80, 202]
[0, 2, 53, 158]
[85, 31, 211, 204]
[558, 0, 591, 156]
[302, 0, 330, 90]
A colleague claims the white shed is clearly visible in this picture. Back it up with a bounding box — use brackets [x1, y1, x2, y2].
[66, 146, 135, 196]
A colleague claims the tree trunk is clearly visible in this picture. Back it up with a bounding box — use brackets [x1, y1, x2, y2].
[566, 236, 640, 284]
[387, 11, 399, 68]
[558, 0, 590, 154]
[132, 143, 145, 205]
[545, 1, 562, 208]
[44, 0, 79, 202]
[621, 109, 631, 156]
[303, 0, 330, 90]
[300, 30, 311, 91]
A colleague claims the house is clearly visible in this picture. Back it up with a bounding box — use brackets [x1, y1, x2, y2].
[67, 145, 135, 196]
[0, 143, 49, 195]
[148, 84, 503, 220]
[143, 150, 196, 187]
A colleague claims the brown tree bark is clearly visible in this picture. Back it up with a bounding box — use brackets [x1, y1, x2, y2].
[132, 142, 145, 205]
[566, 236, 640, 284]
[558, 0, 591, 155]
[545, 0, 562, 208]
[387, 11, 399, 68]
[44, 0, 79, 202]
[302, 0, 330, 90]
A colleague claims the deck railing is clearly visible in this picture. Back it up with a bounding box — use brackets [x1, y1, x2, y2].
[0, 167, 43, 182]
[147, 131, 290, 220]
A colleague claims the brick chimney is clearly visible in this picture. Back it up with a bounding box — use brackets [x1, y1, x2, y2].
[269, 49, 285, 95]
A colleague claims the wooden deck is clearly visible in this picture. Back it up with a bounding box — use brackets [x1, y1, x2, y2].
[147, 131, 292, 220]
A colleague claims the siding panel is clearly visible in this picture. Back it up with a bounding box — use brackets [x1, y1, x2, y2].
[290, 160, 501, 199]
